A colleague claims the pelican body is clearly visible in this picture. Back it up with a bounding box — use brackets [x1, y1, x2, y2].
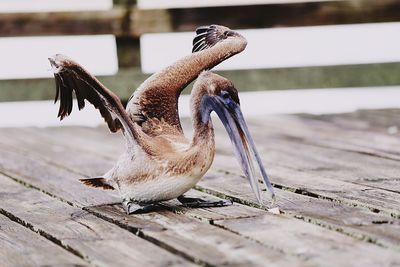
[49, 25, 274, 213]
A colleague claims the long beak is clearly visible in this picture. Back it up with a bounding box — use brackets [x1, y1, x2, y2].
[209, 97, 275, 204]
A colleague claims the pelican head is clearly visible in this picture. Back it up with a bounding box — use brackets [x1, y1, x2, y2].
[194, 71, 275, 203]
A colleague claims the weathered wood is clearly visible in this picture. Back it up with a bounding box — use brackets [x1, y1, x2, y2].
[0, 158, 304, 267]
[160, 0, 399, 31]
[1, 126, 400, 251]
[89, 204, 303, 267]
[199, 171, 400, 250]
[162, 189, 265, 221]
[168, 0, 400, 32]
[301, 109, 400, 134]
[0, 127, 115, 176]
[0, 144, 119, 207]
[0, 131, 307, 266]
[247, 114, 400, 161]
[4, 135, 398, 267]
[11, 126, 400, 265]
[212, 137, 400, 210]
[190, 117, 400, 218]
[0, 7, 129, 37]
[213, 214, 400, 267]
[165, 191, 400, 266]
[0, 6, 172, 38]
[0, 214, 87, 267]
[2, 1, 400, 37]
[240, 116, 400, 192]
[0, 174, 196, 267]
[205, 115, 400, 207]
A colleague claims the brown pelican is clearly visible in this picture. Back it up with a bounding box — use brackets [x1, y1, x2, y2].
[48, 25, 274, 214]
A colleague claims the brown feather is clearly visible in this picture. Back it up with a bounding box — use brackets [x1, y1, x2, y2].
[50, 54, 137, 140]
[80, 178, 114, 190]
[126, 25, 247, 138]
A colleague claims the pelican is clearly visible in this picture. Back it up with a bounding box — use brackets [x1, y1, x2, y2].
[49, 25, 274, 214]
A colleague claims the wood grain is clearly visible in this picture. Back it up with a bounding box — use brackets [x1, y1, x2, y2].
[89, 205, 304, 267]
[0, 174, 196, 267]
[1, 123, 399, 250]
[0, 214, 87, 267]
[2, 1, 400, 37]
[1, 110, 400, 266]
[213, 214, 400, 267]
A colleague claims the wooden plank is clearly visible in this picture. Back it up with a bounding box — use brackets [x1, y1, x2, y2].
[299, 109, 400, 134]
[2, 127, 400, 265]
[2, 1, 400, 37]
[0, 127, 115, 176]
[212, 152, 400, 215]
[4, 123, 400, 218]
[0, 0, 112, 13]
[0, 131, 304, 266]
[6, 125, 400, 215]
[0, 143, 119, 207]
[0, 7, 171, 38]
[88, 205, 302, 267]
[237, 115, 400, 192]
[212, 214, 400, 267]
[164, 191, 400, 267]
[0, 8, 127, 37]
[210, 136, 400, 216]
[0, 214, 87, 267]
[0, 127, 266, 223]
[161, 189, 265, 221]
[165, 0, 400, 32]
[1, 127, 400, 251]
[187, 116, 400, 213]
[0, 174, 196, 267]
[198, 172, 400, 250]
[248, 114, 400, 161]
[137, 0, 339, 9]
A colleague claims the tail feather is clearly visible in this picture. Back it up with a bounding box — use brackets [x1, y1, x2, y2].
[80, 177, 114, 190]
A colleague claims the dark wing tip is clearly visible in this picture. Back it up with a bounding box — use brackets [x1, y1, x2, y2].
[54, 71, 75, 120]
[192, 24, 231, 53]
[80, 178, 114, 190]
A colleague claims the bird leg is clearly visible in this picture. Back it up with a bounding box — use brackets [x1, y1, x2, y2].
[177, 195, 233, 208]
[122, 198, 156, 214]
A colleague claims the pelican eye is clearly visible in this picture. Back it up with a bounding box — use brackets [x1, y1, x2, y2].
[220, 91, 230, 99]
[224, 31, 236, 38]
[220, 90, 236, 109]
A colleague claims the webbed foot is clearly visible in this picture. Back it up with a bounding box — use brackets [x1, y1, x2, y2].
[177, 195, 233, 208]
[122, 199, 157, 214]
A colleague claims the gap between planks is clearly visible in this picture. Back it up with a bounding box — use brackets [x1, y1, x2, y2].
[0, 174, 197, 267]
[0, 125, 400, 253]
[1, 160, 400, 266]
[3, 125, 400, 217]
[0, 174, 302, 267]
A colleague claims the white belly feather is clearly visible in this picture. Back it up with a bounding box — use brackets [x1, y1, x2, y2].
[119, 173, 202, 203]
[108, 143, 213, 203]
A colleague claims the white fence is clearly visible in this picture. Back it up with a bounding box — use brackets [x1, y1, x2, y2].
[141, 22, 400, 73]
[0, 0, 118, 80]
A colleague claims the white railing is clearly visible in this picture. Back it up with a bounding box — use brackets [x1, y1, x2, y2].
[0, 0, 118, 80]
[141, 22, 400, 73]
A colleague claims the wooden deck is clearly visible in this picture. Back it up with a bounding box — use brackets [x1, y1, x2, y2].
[1, 109, 400, 267]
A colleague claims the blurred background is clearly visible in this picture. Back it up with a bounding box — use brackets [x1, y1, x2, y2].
[1, 0, 400, 126]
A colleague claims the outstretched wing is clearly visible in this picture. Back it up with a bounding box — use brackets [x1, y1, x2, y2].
[49, 54, 138, 144]
[126, 25, 247, 136]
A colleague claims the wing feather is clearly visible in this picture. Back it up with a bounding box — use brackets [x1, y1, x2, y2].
[49, 54, 137, 143]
